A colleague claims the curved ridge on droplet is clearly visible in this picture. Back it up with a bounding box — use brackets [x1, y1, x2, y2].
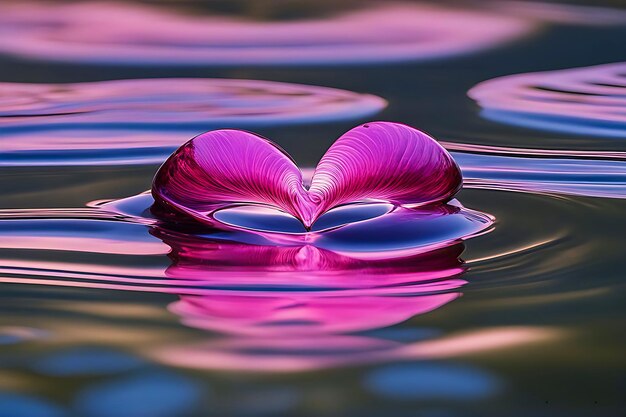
[309, 122, 462, 221]
[152, 129, 313, 227]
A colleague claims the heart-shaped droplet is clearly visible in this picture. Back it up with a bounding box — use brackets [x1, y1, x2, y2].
[152, 122, 462, 230]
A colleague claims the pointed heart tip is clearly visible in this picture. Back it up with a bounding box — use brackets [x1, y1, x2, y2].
[299, 216, 314, 232]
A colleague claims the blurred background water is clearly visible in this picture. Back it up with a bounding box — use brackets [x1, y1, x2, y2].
[0, 1, 625, 416]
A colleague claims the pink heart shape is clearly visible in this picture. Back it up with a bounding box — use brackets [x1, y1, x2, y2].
[152, 121, 462, 229]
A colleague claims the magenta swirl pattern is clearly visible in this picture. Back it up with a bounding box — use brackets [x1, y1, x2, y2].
[152, 122, 463, 230]
[468, 62, 626, 138]
[0, 2, 534, 65]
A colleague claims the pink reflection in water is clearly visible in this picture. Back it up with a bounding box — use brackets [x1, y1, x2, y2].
[0, 78, 385, 166]
[0, 198, 487, 372]
[0, 208, 480, 373]
[0, 202, 538, 374]
[162, 238, 465, 336]
[468, 62, 626, 138]
[172, 293, 458, 336]
[0, 78, 385, 130]
[0, 221, 467, 295]
[0, 2, 535, 65]
[152, 327, 557, 373]
[0, 116, 499, 373]
[151, 230, 484, 372]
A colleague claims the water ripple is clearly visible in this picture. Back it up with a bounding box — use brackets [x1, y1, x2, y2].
[0, 78, 385, 131]
[468, 62, 626, 138]
[0, 2, 535, 66]
[0, 190, 569, 372]
[490, 1, 626, 26]
[448, 145, 626, 199]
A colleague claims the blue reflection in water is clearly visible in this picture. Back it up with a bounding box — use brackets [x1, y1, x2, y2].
[231, 386, 300, 416]
[0, 335, 22, 345]
[0, 146, 176, 167]
[213, 203, 393, 233]
[33, 348, 144, 377]
[362, 327, 442, 343]
[0, 327, 48, 345]
[213, 206, 306, 233]
[315, 206, 484, 253]
[312, 203, 393, 232]
[364, 363, 500, 400]
[481, 109, 626, 139]
[74, 371, 203, 417]
[0, 393, 67, 417]
[454, 152, 626, 199]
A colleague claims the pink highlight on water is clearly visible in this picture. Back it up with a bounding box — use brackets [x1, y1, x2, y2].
[160, 235, 467, 293]
[468, 62, 626, 137]
[0, 210, 472, 355]
[444, 142, 626, 199]
[152, 122, 462, 230]
[162, 241, 466, 336]
[0, 2, 535, 65]
[152, 327, 558, 373]
[0, 218, 476, 372]
[0, 78, 385, 130]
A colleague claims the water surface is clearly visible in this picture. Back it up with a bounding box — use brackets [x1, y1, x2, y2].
[0, 1, 624, 417]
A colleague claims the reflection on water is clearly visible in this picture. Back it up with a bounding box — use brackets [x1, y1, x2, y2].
[74, 371, 202, 417]
[0, 2, 534, 65]
[0, 188, 491, 281]
[0, 191, 555, 376]
[154, 327, 556, 373]
[0, 393, 67, 417]
[0, 327, 48, 345]
[363, 362, 500, 400]
[490, 1, 626, 25]
[1, 182, 575, 376]
[0, 185, 620, 414]
[447, 144, 626, 199]
[0, 78, 385, 130]
[469, 62, 626, 138]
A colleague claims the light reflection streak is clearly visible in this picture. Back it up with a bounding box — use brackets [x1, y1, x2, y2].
[468, 62, 626, 138]
[467, 235, 564, 264]
[448, 143, 626, 199]
[151, 327, 558, 372]
[0, 2, 535, 65]
[0, 78, 386, 131]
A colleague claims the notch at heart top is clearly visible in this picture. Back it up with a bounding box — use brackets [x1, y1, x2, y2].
[152, 122, 462, 230]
